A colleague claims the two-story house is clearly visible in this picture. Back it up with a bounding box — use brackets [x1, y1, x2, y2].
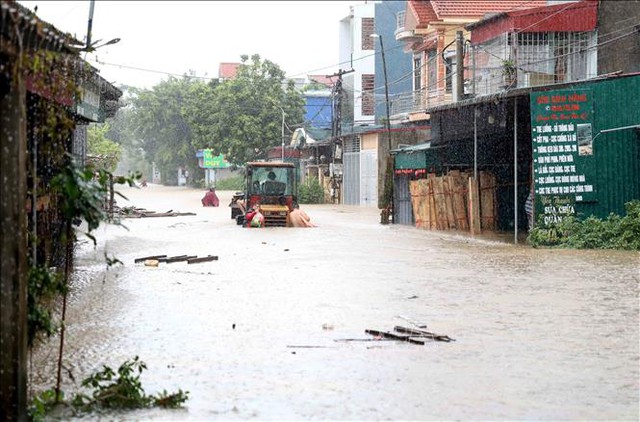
[466, 0, 598, 96]
[400, 0, 546, 122]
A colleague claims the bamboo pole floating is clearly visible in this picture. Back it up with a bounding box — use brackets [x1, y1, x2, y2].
[134, 255, 167, 263]
[393, 326, 455, 342]
[364, 329, 426, 345]
[187, 255, 219, 264]
[166, 255, 197, 263]
[158, 255, 187, 263]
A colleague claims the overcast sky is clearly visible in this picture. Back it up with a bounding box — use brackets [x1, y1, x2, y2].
[18, 1, 364, 89]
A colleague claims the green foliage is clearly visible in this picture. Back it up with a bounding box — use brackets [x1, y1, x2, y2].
[71, 357, 189, 412]
[191, 54, 305, 165]
[117, 56, 305, 183]
[298, 177, 324, 204]
[50, 154, 140, 243]
[87, 123, 122, 172]
[105, 96, 153, 180]
[29, 357, 189, 419]
[29, 388, 64, 422]
[214, 174, 244, 191]
[27, 265, 66, 347]
[527, 200, 640, 250]
[130, 77, 201, 185]
[302, 81, 329, 92]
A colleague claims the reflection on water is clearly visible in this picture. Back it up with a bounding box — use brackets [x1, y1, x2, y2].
[31, 185, 640, 420]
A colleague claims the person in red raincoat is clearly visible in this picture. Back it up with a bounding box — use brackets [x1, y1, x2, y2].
[201, 188, 220, 207]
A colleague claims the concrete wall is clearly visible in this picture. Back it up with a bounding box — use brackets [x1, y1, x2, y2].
[597, 0, 640, 74]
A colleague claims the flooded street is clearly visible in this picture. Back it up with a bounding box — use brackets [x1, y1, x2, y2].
[31, 184, 639, 421]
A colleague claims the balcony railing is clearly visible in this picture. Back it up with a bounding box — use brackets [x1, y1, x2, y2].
[390, 89, 455, 116]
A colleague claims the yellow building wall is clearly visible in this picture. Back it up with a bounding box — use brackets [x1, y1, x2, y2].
[361, 133, 378, 150]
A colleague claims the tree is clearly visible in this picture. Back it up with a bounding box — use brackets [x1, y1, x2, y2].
[192, 54, 305, 165]
[106, 98, 152, 180]
[130, 76, 203, 185]
[87, 123, 122, 172]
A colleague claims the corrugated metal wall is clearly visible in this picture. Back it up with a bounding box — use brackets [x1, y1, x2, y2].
[343, 152, 360, 205]
[360, 149, 378, 206]
[581, 76, 640, 218]
[343, 137, 361, 205]
[394, 175, 413, 225]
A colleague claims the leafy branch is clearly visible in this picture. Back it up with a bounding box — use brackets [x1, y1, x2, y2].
[29, 357, 189, 420]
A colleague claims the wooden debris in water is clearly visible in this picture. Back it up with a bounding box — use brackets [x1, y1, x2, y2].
[187, 255, 218, 264]
[165, 255, 197, 263]
[114, 205, 196, 218]
[361, 326, 455, 346]
[393, 326, 455, 342]
[364, 329, 425, 345]
[135, 254, 220, 265]
[134, 254, 167, 263]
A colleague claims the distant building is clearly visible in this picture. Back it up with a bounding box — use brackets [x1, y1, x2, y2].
[218, 62, 240, 81]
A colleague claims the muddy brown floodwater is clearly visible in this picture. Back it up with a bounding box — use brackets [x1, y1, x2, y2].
[30, 184, 639, 421]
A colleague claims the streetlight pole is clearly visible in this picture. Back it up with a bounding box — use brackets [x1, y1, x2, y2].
[270, 103, 286, 162]
[278, 107, 285, 162]
[371, 34, 391, 151]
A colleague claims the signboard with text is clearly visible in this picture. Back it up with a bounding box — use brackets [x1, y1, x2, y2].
[530, 89, 595, 224]
[202, 150, 231, 169]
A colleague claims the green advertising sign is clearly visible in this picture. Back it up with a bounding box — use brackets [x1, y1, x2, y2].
[202, 150, 231, 169]
[530, 89, 595, 224]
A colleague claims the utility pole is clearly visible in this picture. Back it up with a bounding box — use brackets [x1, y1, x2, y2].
[329, 68, 354, 140]
[455, 31, 464, 102]
[86, 0, 95, 49]
[328, 68, 354, 204]
[371, 34, 391, 151]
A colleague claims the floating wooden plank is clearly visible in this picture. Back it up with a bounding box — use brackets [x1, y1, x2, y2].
[134, 254, 167, 263]
[166, 255, 197, 263]
[158, 255, 187, 263]
[141, 212, 197, 217]
[393, 326, 455, 342]
[364, 329, 425, 345]
[187, 255, 219, 264]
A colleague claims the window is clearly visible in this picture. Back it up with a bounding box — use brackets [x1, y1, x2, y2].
[345, 136, 361, 153]
[396, 11, 405, 31]
[427, 50, 437, 92]
[362, 17, 374, 50]
[444, 55, 453, 93]
[413, 55, 422, 91]
[361, 74, 375, 115]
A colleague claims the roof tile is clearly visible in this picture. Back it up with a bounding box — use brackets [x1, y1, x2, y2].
[410, 0, 547, 23]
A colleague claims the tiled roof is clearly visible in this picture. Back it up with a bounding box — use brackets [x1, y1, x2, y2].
[409, 0, 547, 24]
[409, 0, 438, 27]
[308, 74, 334, 87]
[432, 0, 547, 17]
